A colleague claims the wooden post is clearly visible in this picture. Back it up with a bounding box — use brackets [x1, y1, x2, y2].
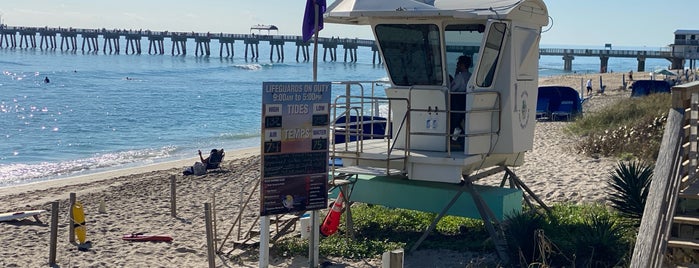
[212, 193, 218, 251]
[205, 203, 215, 268]
[259, 216, 270, 268]
[69, 192, 76, 243]
[48, 201, 59, 266]
[381, 248, 404, 268]
[170, 175, 176, 218]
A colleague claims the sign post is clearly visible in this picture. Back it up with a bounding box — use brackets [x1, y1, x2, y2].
[260, 81, 331, 267]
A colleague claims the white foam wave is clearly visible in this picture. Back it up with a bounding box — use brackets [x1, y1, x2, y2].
[0, 146, 177, 187]
[232, 64, 263, 70]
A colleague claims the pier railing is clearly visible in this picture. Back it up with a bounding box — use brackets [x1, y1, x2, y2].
[539, 47, 675, 59]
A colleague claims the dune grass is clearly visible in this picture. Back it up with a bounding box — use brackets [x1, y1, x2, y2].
[568, 93, 671, 162]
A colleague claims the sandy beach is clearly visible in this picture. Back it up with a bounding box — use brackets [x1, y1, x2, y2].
[0, 72, 641, 267]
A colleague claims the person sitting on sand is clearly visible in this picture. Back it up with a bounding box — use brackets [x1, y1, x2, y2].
[183, 148, 225, 175]
[199, 149, 225, 169]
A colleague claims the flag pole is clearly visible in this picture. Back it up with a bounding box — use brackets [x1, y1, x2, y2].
[312, 1, 319, 82]
[309, 3, 321, 268]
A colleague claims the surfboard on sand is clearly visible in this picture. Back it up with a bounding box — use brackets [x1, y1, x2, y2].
[122, 233, 173, 242]
[72, 201, 87, 244]
[0, 210, 46, 222]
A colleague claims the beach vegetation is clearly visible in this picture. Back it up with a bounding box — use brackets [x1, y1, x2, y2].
[607, 161, 653, 221]
[502, 211, 546, 265]
[272, 203, 637, 266]
[272, 204, 488, 259]
[502, 204, 633, 267]
[569, 93, 671, 162]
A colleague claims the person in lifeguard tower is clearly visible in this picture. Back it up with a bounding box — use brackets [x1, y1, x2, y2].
[450, 55, 472, 143]
[451, 55, 472, 92]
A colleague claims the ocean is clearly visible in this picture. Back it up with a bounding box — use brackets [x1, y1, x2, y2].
[0, 41, 671, 187]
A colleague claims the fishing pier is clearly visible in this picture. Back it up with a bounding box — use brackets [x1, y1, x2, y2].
[1, 25, 697, 71]
[0, 26, 378, 63]
[541, 48, 688, 73]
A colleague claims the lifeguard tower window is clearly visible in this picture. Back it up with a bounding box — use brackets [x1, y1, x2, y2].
[475, 22, 507, 88]
[445, 24, 485, 83]
[375, 24, 443, 86]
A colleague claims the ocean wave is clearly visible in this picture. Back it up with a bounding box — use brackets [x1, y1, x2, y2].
[232, 64, 264, 70]
[231, 62, 289, 71]
[218, 131, 260, 140]
[0, 146, 177, 187]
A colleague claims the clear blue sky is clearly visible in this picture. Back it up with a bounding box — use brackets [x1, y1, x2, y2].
[1, 0, 697, 48]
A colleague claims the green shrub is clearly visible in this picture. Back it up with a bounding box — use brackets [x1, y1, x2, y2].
[503, 211, 546, 266]
[570, 214, 629, 267]
[607, 161, 653, 220]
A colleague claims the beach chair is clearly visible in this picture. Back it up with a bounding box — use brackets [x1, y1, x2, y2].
[205, 149, 225, 170]
[535, 98, 550, 121]
[551, 101, 574, 121]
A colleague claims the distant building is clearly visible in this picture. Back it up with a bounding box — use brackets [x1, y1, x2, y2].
[250, 25, 279, 35]
[672, 30, 699, 61]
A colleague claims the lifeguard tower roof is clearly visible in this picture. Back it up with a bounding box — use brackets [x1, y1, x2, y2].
[675, 29, 699, 35]
[326, 0, 548, 26]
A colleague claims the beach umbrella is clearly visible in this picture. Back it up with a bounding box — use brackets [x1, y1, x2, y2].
[653, 69, 677, 80]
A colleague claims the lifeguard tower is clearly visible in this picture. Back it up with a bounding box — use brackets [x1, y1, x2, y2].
[325, 0, 549, 261]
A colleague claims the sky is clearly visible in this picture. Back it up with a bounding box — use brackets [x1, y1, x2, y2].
[1, 0, 698, 49]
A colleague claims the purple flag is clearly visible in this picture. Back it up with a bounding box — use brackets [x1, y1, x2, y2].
[302, 0, 326, 42]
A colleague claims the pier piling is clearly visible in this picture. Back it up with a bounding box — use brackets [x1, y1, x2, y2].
[60, 32, 78, 51]
[295, 40, 310, 62]
[148, 35, 165, 55]
[172, 35, 187, 56]
[39, 31, 57, 50]
[103, 33, 120, 54]
[270, 39, 284, 61]
[125, 34, 142, 55]
[81, 33, 99, 52]
[343, 40, 358, 62]
[195, 36, 211, 57]
[244, 38, 259, 59]
[218, 36, 234, 58]
[323, 39, 337, 62]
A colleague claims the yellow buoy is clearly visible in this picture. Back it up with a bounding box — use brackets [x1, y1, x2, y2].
[72, 201, 87, 244]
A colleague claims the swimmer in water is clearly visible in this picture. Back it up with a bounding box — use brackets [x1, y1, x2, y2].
[44, 76, 50, 83]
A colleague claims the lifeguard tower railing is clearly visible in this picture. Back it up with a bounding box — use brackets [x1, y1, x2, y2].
[632, 81, 699, 267]
[330, 81, 408, 177]
[329, 81, 502, 178]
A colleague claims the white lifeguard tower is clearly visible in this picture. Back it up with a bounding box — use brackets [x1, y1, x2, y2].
[328, 0, 548, 183]
[324, 0, 549, 262]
